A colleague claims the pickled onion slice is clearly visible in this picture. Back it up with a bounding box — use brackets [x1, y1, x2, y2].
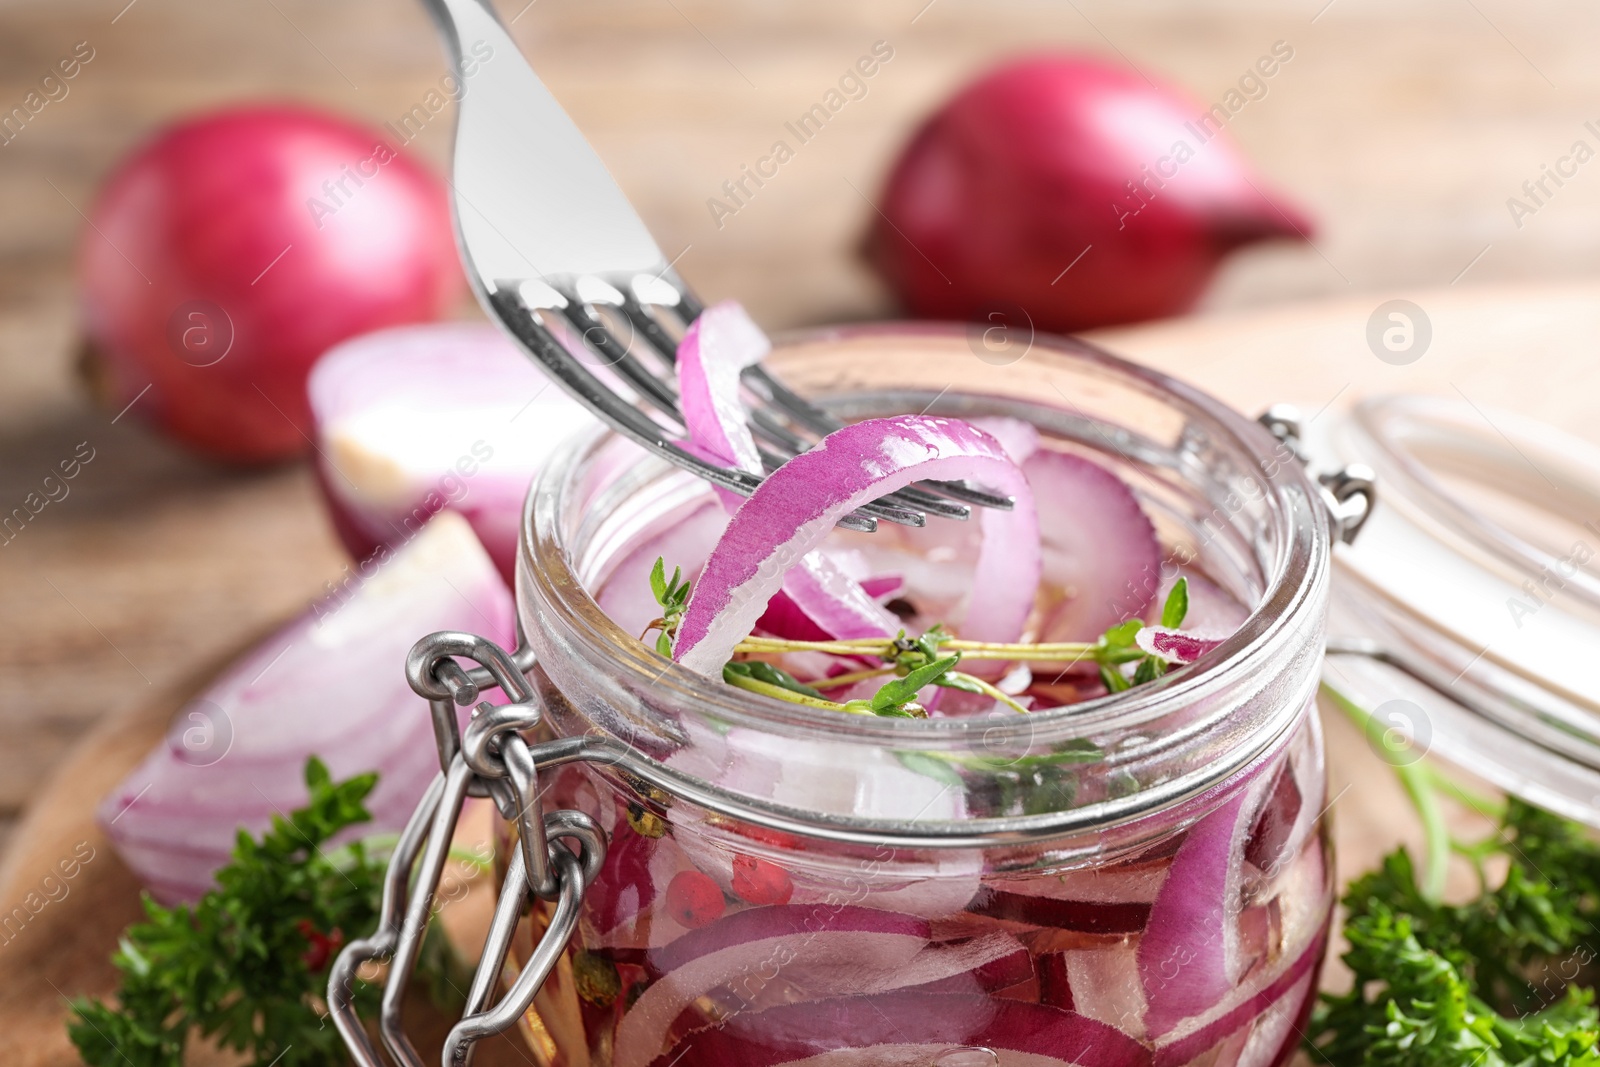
[595, 497, 729, 638]
[615, 908, 1028, 1067]
[677, 300, 771, 474]
[674, 414, 1038, 675]
[648, 904, 930, 974]
[1135, 626, 1228, 665]
[643, 991, 1152, 1067]
[1028, 450, 1161, 643]
[968, 889, 1151, 935]
[1138, 768, 1279, 1038]
[678, 301, 897, 642]
[1149, 932, 1326, 1067]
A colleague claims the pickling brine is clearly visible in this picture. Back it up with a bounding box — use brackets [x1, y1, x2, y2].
[504, 711, 1329, 1067]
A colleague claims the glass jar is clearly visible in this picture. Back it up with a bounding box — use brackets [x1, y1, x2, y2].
[506, 324, 1334, 1067]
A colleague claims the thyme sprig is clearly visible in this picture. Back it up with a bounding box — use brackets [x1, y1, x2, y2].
[642, 558, 692, 657]
[649, 558, 1193, 717]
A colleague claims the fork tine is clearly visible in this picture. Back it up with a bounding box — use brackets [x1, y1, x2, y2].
[559, 302, 684, 424]
[619, 296, 684, 368]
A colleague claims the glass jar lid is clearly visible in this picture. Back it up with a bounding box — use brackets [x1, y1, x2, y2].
[1310, 393, 1600, 826]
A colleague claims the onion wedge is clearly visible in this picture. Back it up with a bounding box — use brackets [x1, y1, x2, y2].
[97, 513, 513, 901]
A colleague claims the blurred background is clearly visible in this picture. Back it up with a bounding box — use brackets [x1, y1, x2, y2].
[2, 0, 1598, 858]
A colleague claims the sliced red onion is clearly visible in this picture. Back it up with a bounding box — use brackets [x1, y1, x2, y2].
[648, 903, 931, 975]
[985, 856, 1170, 905]
[1137, 767, 1280, 1039]
[1039, 950, 1076, 1011]
[971, 414, 1041, 463]
[98, 512, 514, 902]
[1234, 971, 1317, 1067]
[1029, 450, 1161, 644]
[616, 915, 948, 1067]
[968, 888, 1152, 935]
[674, 415, 1038, 676]
[595, 497, 729, 639]
[677, 301, 770, 473]
[907, 938, 1036, 995]
[1242, 759, 1304, 873]
[676, 300, 897, 643]
[967, 854, 1167, 936]
[645, 991, 1152, 1067]
[1135, 626, 1228, 665]
[1150, 931, 1326, 1067]
[1064, 942, 1151, 1041]
[308, 323, 597, 582]
[585, 823, 704, 943]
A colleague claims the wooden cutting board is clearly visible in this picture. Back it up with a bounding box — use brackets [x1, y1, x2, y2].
[5, 276, 1582, 1062]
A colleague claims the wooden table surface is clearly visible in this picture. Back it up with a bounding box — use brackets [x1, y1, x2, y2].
[1, 2, 1597, 1057]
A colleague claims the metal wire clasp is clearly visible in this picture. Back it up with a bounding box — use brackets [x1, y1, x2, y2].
[1258, 403, 1376, 544]
[328, 632, 608, 1067]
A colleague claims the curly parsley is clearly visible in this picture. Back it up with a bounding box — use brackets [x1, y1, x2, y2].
[1310, 691, 1600, 1066]
[68, 758, 458, 1067]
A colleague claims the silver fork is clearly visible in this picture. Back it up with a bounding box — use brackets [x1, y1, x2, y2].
[420, 0, 1012, 530]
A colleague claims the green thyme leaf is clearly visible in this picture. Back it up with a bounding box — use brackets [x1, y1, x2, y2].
[895, 751, 966, 787]
[1160, 576, 1189, 629]
[723, 660, 823, 699]
[648, 556, 668, 604]
[1132, 656, 1164, 686]
[1099, 663, 1132, 693]
[1101, 619, 1144, 649]
[871, 654, 961, 713]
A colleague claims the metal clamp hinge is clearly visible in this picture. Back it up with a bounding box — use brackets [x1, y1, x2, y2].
[1258, 403, 1376, 545]
[328, 632, 609, 1067]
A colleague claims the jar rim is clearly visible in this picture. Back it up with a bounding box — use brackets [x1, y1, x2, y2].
[519, 323, 1330, 837]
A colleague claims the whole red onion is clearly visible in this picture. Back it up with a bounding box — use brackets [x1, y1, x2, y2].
[79, 103, 462, 463]
[865, 55, 1313, 333]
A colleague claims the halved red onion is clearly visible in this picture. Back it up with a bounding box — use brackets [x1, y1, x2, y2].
[98, 512, 514, 902]
[645, 991, 1152, 1067]
[1137, 766, 1279, 1039]
[674, 415, 1038, 676]
[308, 322, 596, 582]
[676, 301, 897, 643]
[1029, 450, 1161, 643]
[1135, 626, 1228, 666]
